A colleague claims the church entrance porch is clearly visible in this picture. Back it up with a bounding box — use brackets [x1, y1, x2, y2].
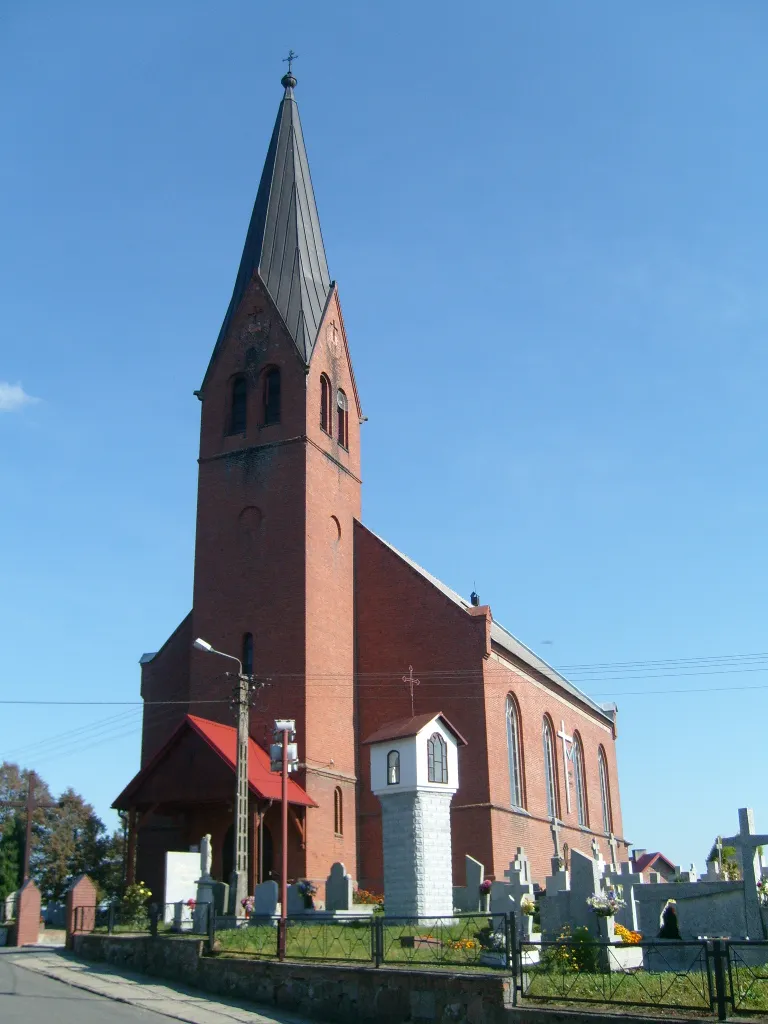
[113, 714, 315, 904]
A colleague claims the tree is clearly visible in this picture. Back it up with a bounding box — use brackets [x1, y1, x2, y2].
[708, 840, 740, 881]
[0, 762, 121, 903]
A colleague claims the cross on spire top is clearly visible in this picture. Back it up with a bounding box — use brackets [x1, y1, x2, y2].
[283, 49, 298, 73]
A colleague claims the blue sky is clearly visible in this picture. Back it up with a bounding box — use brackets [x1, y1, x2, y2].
[2, 1, 767, 867]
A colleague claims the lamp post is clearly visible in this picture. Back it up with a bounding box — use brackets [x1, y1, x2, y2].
[270, 719, 298, 960]
[193, 637, 257, 917]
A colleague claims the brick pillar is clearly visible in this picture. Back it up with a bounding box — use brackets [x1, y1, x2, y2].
[65, 874, 98, 950]
[13, 879, 41, 947]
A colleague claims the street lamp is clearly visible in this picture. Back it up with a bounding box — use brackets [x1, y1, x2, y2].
[193, 637, 252, 917]
[270, 719, 299, 959]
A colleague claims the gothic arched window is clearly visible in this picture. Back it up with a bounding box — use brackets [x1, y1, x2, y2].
[263, 368, 281, 425]
[230, 376, 247, 434]
[542, 716, 559, 820]
[320, 374, 331, 434]
[241, 633, 253, 677]
[572, 732, 588, 827]
[598, 746, 612, 834]
[387, 750, 400, 785]
[334, 787, 343, 836]
[506, 694, 525, 809]
[427, 733, 448, 783]
[337, 389, 348, 449]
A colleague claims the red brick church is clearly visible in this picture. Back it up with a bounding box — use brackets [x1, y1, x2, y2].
[114, 69, 628, 901]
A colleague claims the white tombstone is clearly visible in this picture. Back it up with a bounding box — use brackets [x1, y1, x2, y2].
[365, 712, 466, 918]
[164, 851, 200, 924]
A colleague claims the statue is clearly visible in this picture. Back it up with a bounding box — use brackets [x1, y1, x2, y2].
[200, 834, 213, 879]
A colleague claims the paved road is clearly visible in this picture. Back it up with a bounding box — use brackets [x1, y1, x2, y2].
[0, 949, 312, 1024]
[0, 950, 169, 1023]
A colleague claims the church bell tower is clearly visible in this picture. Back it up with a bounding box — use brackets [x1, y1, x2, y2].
[189, 69, 362, 881]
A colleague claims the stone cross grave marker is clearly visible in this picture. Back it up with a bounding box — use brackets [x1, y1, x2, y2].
[496, 847, 535, 938]
[604, 861, 642, 930]
[608, 833, 619, 871]
[326, 862, 354, 912]
[722, 807, 768, 938]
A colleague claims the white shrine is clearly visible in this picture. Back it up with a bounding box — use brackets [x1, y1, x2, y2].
[364, 712, 466, 917]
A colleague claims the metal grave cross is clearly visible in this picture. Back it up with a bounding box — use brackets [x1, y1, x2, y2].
[403, 665, 420, 716]
[556, 720, 574, 814]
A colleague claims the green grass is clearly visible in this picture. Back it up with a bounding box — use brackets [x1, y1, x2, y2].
[523, 967, 713, 1011]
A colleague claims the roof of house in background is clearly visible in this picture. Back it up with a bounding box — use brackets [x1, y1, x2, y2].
[632, 852, 676, 874]
[363, 712, 468, 747]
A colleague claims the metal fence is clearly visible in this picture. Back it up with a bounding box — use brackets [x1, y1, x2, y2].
[73, 902, 208, 936]
[213, 912, 510, 970]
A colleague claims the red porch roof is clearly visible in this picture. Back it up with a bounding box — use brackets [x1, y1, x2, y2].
[113, 714, 317, 809]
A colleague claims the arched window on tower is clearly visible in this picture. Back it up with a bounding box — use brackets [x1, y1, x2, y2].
[334, 787, 343, 836]
[427, 733, 448, 784]
[241, 633, 253, 677]
[572, 732, 588, 827]
[337, 389, 348, 449]
[230, 376, 247, 434]
[598, 746, 613, 834]
[263, 368, 281, 425]
[320, 374, 331, 434]
[506, 694, 525, 809]
[542, 716, 559, 820]
[387, 750, 400, 785]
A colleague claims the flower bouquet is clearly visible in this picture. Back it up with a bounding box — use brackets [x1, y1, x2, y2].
[757, 878, 768, 907]
[241, 895, 255, 918]
[520, 895, 536, 916]
[586, 888, 626, 917]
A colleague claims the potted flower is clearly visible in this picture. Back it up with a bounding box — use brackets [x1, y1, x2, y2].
[297, 879, 317, 910]
[241, 896, 254, 919]
[479, 878, 492, 912]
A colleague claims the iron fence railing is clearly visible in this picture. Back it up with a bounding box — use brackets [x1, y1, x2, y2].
[72, 902, 208, 936]
[726, 939, 768, 1015]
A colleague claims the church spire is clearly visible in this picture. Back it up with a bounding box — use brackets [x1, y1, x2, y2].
[210, 66, 332, 370]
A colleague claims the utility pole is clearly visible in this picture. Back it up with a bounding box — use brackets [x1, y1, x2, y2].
[192, 638, 265, 918]
[271, 719, 298, 960]
[0, 771, 58, 885]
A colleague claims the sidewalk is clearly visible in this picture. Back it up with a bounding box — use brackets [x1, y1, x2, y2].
[10, 949, 314, 1024]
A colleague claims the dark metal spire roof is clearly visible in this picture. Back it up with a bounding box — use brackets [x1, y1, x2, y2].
[211, 73, 332, 368]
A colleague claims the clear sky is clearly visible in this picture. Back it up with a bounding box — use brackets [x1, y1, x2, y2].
[2, 1, 767, 868]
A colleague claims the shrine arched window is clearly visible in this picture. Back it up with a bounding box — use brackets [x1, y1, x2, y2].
[334, 787, 343, 836]
[542, 716, 559, 820]
[506, 694, 525, 809]
[229, 376, 247, 434]
[387, 750, 400, 785]
[427, 732, 448, 784]
[598, 746, 612, 834]
[320, 374, 331, 434]
[262, 367, 281, 425]
[572, 732, 588, 827]
[337, 389, 348, 449]
[241, 633, 253, 677]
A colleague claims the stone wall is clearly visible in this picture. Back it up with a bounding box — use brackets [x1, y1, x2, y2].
[380, 789, 454, 917]
[72, 933, 513, 1023]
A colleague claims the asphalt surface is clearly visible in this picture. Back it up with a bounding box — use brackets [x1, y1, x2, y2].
[0, 949, 169, 1022]
[0, 948, 316, 1024]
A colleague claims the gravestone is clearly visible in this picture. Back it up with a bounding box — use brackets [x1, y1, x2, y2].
[252, 880, 278, 918]
[3, 891, 18, 922]
[286, 883, 307, 916]
[603, 862, 643, 931]
[722, 808, 768, 939]
[453, 854, 483, 912]
[164, 851, 200, 924]
[491, 848, 535, 938]
[326, 862, 354, 912]
[570, 847, 611, 939]
[539, 856, 571, 940]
